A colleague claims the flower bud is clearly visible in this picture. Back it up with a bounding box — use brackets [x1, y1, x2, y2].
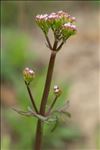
[47, 13, 61, 29]
[35, 14, 50, 34]
[23, 67, 35, 85]
[53, 85, 62, 97]
[62, 22, 77, 40]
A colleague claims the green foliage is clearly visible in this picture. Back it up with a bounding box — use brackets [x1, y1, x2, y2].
[96, 126, 100, 150]
[5, 76, 81, 150]
[6, 71, 79, 149]
[6, 110, 36, 150]
[44, 124, 82, 149]
[1, 135, 10, 150]
[1, 1, 18, 27]
[1, 29, 37, 83]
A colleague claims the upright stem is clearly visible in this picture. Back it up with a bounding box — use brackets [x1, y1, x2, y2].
[34, 120, 43, 150]
[34, 50, 57, 150]
[40, 51, 57, 115]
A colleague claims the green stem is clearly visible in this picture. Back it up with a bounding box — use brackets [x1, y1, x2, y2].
[48, 96, 58, 114]
[25, 81, 38, 113]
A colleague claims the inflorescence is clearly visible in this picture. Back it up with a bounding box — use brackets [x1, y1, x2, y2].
[35, 10, 77, 48]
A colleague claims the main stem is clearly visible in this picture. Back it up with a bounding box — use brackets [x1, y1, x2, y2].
[40, 51, 56, 115]
[34, 51, 57, 150]
[34, 120, 43, 150]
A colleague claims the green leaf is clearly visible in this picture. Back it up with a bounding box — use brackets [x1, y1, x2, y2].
[61, 111, 71, 118]
[51, 116, 59, 132]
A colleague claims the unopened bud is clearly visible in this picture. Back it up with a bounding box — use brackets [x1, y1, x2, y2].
[23, 67, 35, 85]
[62, 22, 77, 40]
[35, 14, 50, 34]
[53, 85, 61, 97]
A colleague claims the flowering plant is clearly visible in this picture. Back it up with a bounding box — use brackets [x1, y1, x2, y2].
[14, 11, 77, 150]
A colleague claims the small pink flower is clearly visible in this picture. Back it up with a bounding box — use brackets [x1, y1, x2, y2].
[63, 22, 77, 31]
[36, 14, 48, 21]
[71, 16, 76, 22]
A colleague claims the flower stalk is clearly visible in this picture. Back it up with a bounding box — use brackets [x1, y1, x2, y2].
[25, 81, 38, 114]
[47, 96, 58, 114]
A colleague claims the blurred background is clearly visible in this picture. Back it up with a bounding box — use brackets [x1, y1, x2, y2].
[1, 1, 100, 150]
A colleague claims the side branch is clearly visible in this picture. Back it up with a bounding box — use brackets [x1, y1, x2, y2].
[45, 34, 52, 50]
[57, 41, 64, 51]
[47, 96, 58, 114]
[25, 81, 38, 113]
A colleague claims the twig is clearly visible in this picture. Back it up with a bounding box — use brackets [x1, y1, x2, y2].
[45, 34, 52, 50]
[57, 41, 64, 51]
[47, 96, 58, 114]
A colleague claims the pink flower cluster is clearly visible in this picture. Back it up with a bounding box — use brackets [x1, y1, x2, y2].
[36, 10, 76, 23]
[35, 10, 77, 39]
